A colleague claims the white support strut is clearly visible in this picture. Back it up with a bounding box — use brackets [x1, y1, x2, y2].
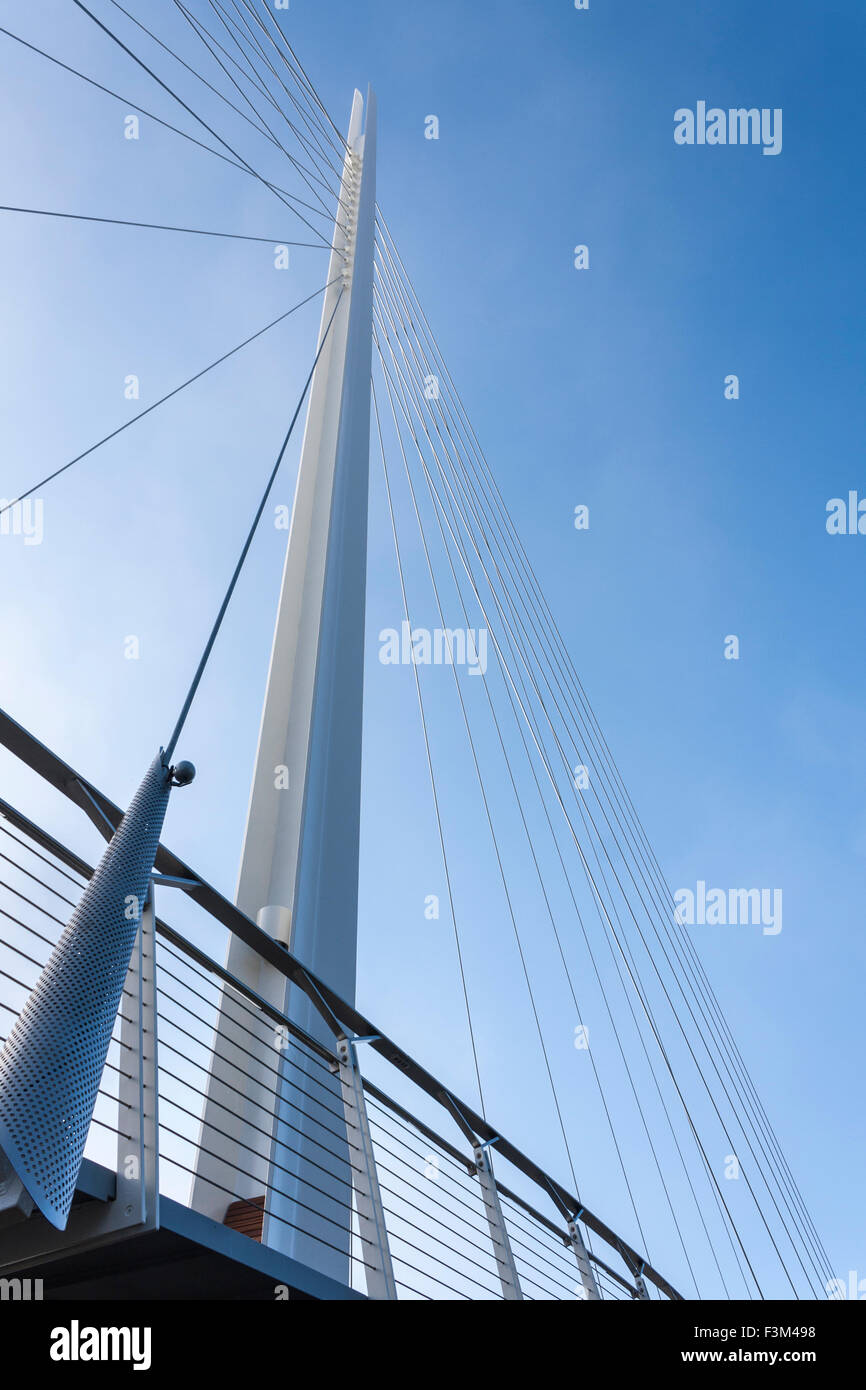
[473, 1142, 524, 1301]
[334, 1038, 396, 1301]
[568, 1215, 601, 1301]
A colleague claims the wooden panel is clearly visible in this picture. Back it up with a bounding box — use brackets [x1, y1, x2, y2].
[223, 1195, 265, 1243]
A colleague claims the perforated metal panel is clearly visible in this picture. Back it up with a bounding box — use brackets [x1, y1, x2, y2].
[0, 754, 172, 1229]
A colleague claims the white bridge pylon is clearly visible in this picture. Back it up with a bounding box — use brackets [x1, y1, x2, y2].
[192, 89, 377, 1284]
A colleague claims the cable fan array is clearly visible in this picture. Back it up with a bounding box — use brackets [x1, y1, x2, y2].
[369, 222, 832, 1300]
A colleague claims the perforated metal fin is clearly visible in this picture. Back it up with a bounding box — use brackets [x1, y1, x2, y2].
[0, 753, 172, 1229]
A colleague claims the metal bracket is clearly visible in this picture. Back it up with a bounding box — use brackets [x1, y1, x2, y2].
[295, 967, 345, 1040]
[150, 872, 202, 893]
[541, 1179, 601, 1301]
[335, 1036, 396, 1300]
[437, 1092, 523, 1300]
[472, 1140, 523, 1301]
[567, 1210, 602, 1301]
[67, 777, 120, 843]
[622, 1249, 651, 1300]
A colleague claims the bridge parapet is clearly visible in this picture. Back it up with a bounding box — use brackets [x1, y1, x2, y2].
[0, 710, 681, 1301]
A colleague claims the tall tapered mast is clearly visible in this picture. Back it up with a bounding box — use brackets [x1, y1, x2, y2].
[238, 88, 376, 976]
[192, 88, 377, 1279]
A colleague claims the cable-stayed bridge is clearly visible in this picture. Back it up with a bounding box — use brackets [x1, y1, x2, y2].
[0, 1, 834, 1303]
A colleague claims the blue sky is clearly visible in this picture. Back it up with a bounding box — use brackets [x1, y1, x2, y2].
[0, 0, 862, 1299]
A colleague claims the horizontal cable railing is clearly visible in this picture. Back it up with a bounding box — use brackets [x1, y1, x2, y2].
[152, 935, 370, 1290]
[365, 1100, 503, 1300]
[0, 737, 678, 1301]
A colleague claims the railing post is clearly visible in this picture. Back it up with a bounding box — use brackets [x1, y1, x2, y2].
[117, 882, 160, 1229]
[472, 1140, 524, 1301]
[621, 1250, 651, 1300]
[567, 1211, 601, 1301]
[334, 1036, 396, 1300]
[438, 1092, 523, 1301]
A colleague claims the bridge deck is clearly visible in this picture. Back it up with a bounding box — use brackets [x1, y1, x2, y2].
[8, 1161, 363, 1301]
